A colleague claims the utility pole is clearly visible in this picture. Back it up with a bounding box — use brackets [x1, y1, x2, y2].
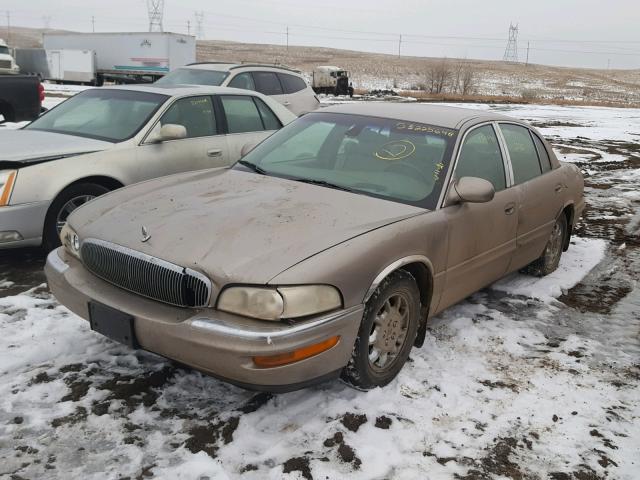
[91, 16, 95, 33]
[5, 11, 10, 45]
[187, 20, 191, 36]
[286, 26, 289, 51]
[398, 34, 402, 58]
[525, 41, 530, 66]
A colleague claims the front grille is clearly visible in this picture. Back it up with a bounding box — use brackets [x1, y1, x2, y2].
[81, 239, 211, 308]
[0, 60, 12, 69]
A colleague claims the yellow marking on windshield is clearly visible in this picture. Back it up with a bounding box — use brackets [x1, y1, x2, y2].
[375, 140, 416, 161]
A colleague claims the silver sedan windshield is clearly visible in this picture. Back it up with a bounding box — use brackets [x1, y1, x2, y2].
[26, 89, 168, 142]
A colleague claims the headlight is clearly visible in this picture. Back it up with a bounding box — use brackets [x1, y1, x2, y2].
[0, 170, 17, 206]
[59, 223, 81, 258]
[217, 285, 342, 321]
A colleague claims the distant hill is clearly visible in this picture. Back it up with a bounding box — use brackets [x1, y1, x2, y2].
[3, 26, 639, 105]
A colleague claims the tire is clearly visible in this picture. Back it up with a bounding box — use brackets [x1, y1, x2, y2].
[523, 214, 567, 277]
[341, 270, 421, 390]
[43, 183, 110, 251]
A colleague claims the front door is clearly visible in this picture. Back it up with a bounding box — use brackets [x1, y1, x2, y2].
[440, 124, 518, 309]
[135, 95, 229, 181]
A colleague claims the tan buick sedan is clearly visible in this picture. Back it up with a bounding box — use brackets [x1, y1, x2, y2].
[45, 103, 584, 391]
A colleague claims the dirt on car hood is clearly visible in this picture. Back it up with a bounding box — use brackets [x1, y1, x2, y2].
[70, 168, 425, 286]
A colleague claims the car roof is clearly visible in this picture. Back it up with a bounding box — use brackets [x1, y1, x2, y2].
[318, 103, 515, 129]
[96, 84, 261, 97]
[178, 62, 302, 75]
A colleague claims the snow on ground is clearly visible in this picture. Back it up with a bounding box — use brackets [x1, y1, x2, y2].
[0, 102, 639, 480]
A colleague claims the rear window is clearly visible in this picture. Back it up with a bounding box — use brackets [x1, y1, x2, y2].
[278, 73, 307, 94]
[253, 72, 284, 96]
[155, 68, 229, 86]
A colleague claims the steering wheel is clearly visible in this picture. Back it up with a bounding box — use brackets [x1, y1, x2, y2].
[384, 162, 432, 184]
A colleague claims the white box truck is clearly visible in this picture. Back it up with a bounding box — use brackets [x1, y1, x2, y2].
[16, 48, 97, 84]
[43, 32, 195, 84]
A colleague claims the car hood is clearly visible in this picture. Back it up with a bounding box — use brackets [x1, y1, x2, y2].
[0, 129, 112, 166]
[71, 168, 426, 286]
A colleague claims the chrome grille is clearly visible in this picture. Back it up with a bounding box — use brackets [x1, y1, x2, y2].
[81, 239, 211, 308]
[0, 60, 11, 69]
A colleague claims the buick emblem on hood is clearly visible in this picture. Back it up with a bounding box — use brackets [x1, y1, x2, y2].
[141, 226, 151, 243]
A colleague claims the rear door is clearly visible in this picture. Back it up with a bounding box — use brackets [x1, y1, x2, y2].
[440, 123, 518, 309]
[136, 95, 229, 178]
[251, 71, 288, 108]
[218, 94, 282, 160]
[497, 123, 565, 270]
[277, 72, 315, 115]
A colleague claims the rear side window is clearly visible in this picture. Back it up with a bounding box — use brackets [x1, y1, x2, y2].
[253, 71, 284, 96]
[532, 133, 552, 172]
[221, 96, 264, 133]
[228, 72, 255, 91]
[500, 123, 542, 184]
[159, 96, 216, 138]
[254, 98, 281, 130]
[278, 73, 307, 93]
[456, 125, 506, 191]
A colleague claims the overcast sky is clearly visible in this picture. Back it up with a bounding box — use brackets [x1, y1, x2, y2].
[4, 0, 639, 69]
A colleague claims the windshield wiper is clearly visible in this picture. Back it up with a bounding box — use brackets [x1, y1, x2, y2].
[291, 178, 355, 193]
[237, 159, 267, 175]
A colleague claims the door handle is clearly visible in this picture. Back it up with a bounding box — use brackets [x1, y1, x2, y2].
[504, 202, 516, 215]
[207, 149, 222, 157]
[555, 184, 563, 193]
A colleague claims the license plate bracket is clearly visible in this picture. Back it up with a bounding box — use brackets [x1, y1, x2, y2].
[88, 301, 138, 348]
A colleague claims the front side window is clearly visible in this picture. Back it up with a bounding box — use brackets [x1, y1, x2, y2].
[221, 96, 264, 134]
[500, 123, 541, 184]
[235, 112, 457, 208]
[253, 71, 284, 96]
[26, 89, 167, 142]
[455, 124, 506, 191]
[278, 73, 307, 93]
[157, 96, 216, 138]
[228, 72, 256, 91]
[155, 68, 228, 86]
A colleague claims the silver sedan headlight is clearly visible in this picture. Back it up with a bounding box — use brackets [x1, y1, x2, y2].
[59, 223, 81, 258]
[217, 285, 342, 321]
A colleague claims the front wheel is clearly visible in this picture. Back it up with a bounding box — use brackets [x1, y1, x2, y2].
[523, 214, 567, 277]
[43, 183, 110, 251]
[341, 270, 421, 390]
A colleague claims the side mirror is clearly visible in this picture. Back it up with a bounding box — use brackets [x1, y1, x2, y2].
[240, 142, 258, 157]
[447, 177, 495, 204]
[148, 124, 187, 143]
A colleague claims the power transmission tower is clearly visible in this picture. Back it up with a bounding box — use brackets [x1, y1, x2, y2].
[5, 11, 10, 44]
[503, 23, 519, 63]
[42, 15, 52, 29]
[194, 11, 204, 39]
[147, 0, 164, 32]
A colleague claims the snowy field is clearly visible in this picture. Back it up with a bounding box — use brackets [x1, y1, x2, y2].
[0, 91, 639, 479]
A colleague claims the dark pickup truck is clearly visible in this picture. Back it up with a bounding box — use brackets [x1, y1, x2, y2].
[0, 75, 44, 123]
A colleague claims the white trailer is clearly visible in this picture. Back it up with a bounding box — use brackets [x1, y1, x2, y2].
[43, 32, 195, 84]
[311, 66, 353, 96]
[16, 48, 97, 83]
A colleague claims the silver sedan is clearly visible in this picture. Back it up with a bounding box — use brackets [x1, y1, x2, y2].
[0, 84, 295, 250]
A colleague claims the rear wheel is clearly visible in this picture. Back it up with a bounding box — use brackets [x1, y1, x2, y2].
[523, 214, 567, 277]
[43, 183, 110, 251]
[341, 270, 421, 390]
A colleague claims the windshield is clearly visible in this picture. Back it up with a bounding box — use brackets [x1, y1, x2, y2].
[155, 68, 229, 86]
[235, 112, 457, 208]
[0, 46, 9, 55]
[26, 89, 168, 142]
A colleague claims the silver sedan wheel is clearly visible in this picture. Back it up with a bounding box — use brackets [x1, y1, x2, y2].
[56, 195, 96, 233]
[544, 221, 564, 266]
[368, 292, 410, 371]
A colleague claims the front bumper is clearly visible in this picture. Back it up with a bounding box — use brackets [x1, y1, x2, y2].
[45, 248, 363, 391]
[0, 201, 49, 248]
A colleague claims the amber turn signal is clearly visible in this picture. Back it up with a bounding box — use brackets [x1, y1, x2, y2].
[253, 336, 340, 368]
